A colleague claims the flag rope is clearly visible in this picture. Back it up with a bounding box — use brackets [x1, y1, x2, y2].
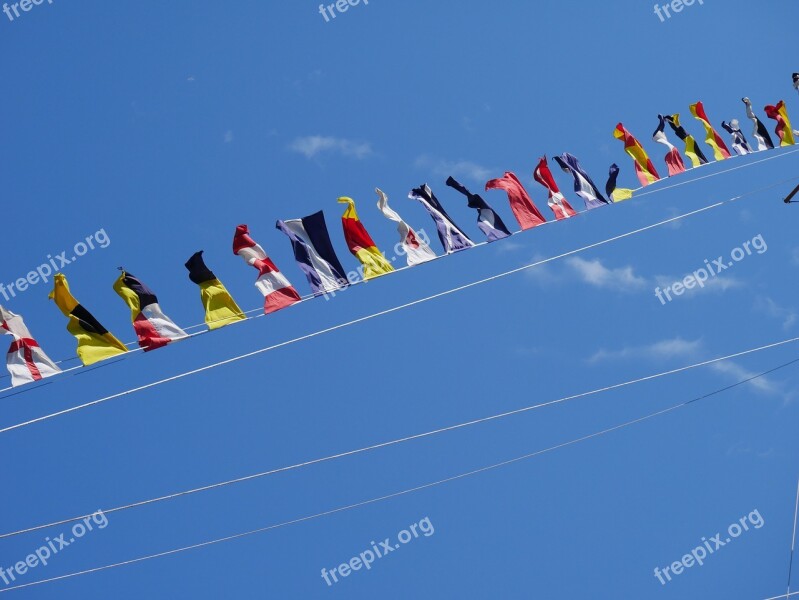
[1, 174, 797, 432]
[786, 478, 799, 599]
[1, 145, 797, 393]
[1, 336, 798, 540]
[764, 593, 799, 600]
[0, 357, 796, 594]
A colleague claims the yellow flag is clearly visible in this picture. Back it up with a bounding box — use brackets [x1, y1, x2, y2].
[49, 274, 128, 366]
[184, 251, 245, 330]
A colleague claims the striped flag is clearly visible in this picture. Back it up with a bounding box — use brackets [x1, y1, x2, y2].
[721, 120, 752, 156]
[337, 197, 394, 279]
[49, 273, 128, 366]
[408, 184, 474, 254]
[533, 156, 577, 220]
[185, 252, 246, 330]
[375, 188, 436, 267]
[233, 224, 301, 313]
[664, 114, 709, 167]
[613, 124, 660, 186]
[605, 164, 634, 202]
[553, 153, 610, 209]
[276, 211, 350, 294]
[485, 171, 547, 229]
[742, 98, 775, 151]
[113, 270, 188, 351]
[689, 101, 731, 160]
[764, 100, 796, 146]
[0, 306, 61, 387]
[446, 176, 511, 242]
[653, 115, 687, 176]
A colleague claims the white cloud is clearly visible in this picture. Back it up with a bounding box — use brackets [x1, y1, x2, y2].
[709, 361, 784, 397]
[754, 296, 797, 330]
[524, 256, 649, 292]
[288, 136, 373, 159]
[588, 337, 702, 364]
[414, 155, 495, 183]
[223, 130, 234, 143]
[565, 257, 647, 291]
[523, 255, 746, 303]
[589, 337, 795, 401]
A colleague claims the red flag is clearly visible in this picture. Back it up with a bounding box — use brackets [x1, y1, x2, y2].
[485, 172, 547, 230]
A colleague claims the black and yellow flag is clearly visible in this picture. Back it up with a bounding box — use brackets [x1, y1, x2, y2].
[664, 114, 709, 168]
[49, 274, 128, 366]
[185, 251, 245, 330]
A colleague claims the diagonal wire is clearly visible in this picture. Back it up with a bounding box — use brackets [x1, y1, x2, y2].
[0, 356, 796, 594]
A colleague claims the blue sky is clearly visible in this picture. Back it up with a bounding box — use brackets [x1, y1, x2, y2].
[2, 0, 799, 598]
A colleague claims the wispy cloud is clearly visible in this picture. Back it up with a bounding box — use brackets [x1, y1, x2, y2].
[524, 256, 648, 291]
[792, 247, 799, 266]
[709, 360, 785, 397]
[223, 130, 234, 143]
[289, 136, 373, 160]
[291, 69, 324, 95]
[414, 155, 495, 183]
[525, 256, 744, 301]
[725, 441, 776, 459]
[588, 337, 702, 364]
[588, 338, 790, 400]
[565, 257, 647, 291]
[754, 296, 797, 330]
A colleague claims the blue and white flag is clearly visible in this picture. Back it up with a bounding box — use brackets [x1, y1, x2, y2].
[445, 176, 511, 242]
[721, 120, 752, 156]
[276, 211, 349, 295]
[408, 184, 474, 253]
[553, 153, 609, 210]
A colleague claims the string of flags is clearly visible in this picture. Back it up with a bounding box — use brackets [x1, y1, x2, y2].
[2, 79, 798, 388]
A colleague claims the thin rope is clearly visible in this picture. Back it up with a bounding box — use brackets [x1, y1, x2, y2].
[2, 146, 796, 393]
[764, 592, 799, 600]
[632, 146, 799, 199]
[1, 358, 795, 594]
[787, 478, 799, 599]
[1, 175, 796, 435]
[0, 203, 731, 427]
[2, 335, 797, 540]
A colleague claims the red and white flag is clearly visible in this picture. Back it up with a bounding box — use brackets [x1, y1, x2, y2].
[233, 225, 302, 314]
[376, 188, 436, 266]
[0, 305, 61, 387]
[533, 156, 577, 220]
